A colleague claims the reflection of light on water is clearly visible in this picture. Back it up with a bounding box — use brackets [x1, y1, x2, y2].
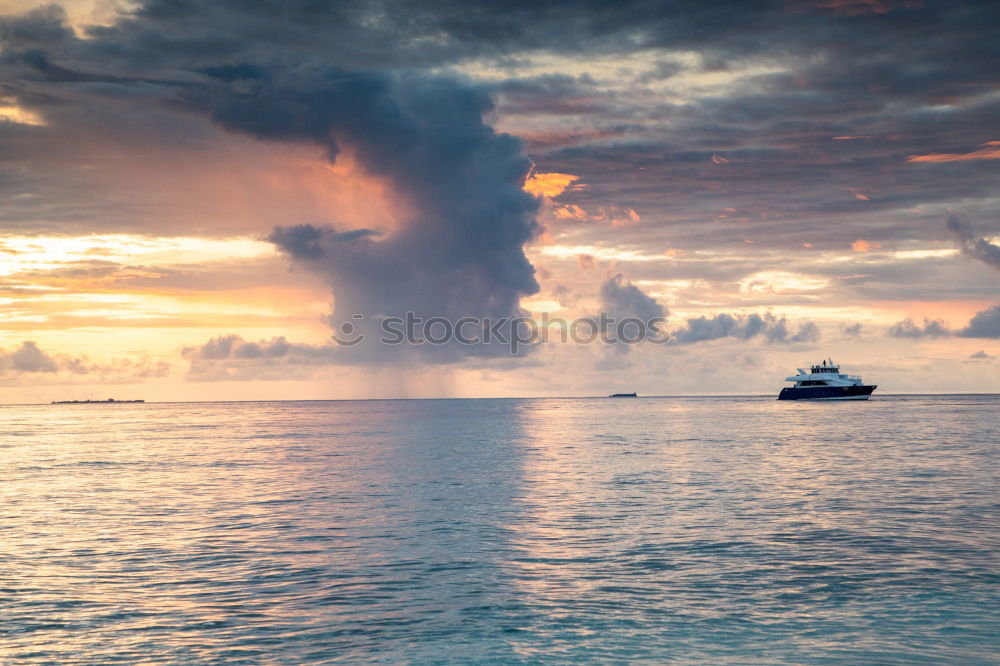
[500, 396, 993, 657]
[0, 402, 374, 660]
[1, 397, 996, 662]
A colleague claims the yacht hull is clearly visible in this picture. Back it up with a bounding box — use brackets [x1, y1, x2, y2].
[777, 385, 876, 400]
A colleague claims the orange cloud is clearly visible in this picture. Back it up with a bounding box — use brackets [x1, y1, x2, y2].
[535, 230, 557, 245]
[553, 204, 589, 221]
[906, 140, 1000, 163]
[523, 172, 579, 198]
[23, 123, 410, 237]
[0, 99, 44, 126]
[552, 204, 639, 228]
[611, 208, 641, 228]
[852, 239, 881, 252]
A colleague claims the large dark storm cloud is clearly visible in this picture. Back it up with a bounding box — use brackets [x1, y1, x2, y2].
[3, 1, 546, 362]
[209, 69, 543, 362]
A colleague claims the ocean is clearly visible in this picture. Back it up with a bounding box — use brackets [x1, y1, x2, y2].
[1, 395, 997, 664]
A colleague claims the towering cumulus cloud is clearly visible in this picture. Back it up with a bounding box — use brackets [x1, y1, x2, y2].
[190, 70, 541, 362]
[1, 6, 542, 363]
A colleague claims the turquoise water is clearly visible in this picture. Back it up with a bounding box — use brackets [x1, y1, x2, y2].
[1, 396, 997, 664]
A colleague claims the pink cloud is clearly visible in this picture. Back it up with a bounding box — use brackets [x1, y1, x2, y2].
[906, 141, 1000, 163]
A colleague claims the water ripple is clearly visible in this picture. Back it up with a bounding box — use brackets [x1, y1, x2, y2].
[0, 396, 997, 663]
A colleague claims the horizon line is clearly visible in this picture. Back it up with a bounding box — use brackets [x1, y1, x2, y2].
[3, 392, 999, 407]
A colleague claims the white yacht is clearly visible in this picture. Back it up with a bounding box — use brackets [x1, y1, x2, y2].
[778, 359, 876, 400]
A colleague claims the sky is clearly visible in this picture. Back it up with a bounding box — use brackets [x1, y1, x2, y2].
[0, 0, 998, 402]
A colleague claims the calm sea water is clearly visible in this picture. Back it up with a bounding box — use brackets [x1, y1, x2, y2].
[1, 396, 997, 664]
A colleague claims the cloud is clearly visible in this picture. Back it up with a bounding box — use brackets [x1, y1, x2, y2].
[523, 171, 579, 198]
[669, 312, 819, 345]
[595, 274, 666, 357]
[0, 340, 170, 380]
[1, 2, 997, 265]
[907, 141, 1000, 163]
[843, 322, 863, 337]
[599, 273, 666, 322]
[883, 306, 1000, 340]
[551, 203, 640, 228]
[787, 321, 822, 343]
[186, 335, 277, 360]
[182, 335, 342, 379]
[0, 341, 58, 373]
[0, 5, 74, 52]
[947, 213, 1000, 271]
[957, 305, 1000, 339]
[197, 69, 544, 363]
[887, 317, 952, 338]
[968, 350, 992, 359]
[851, 239, 881, 252]
[182, 334, 337, 361]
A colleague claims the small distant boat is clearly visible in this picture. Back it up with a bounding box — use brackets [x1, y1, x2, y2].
[51, 399, 145, 404]
[778, 359, 876, 400]
[608, 392, 638, 398]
